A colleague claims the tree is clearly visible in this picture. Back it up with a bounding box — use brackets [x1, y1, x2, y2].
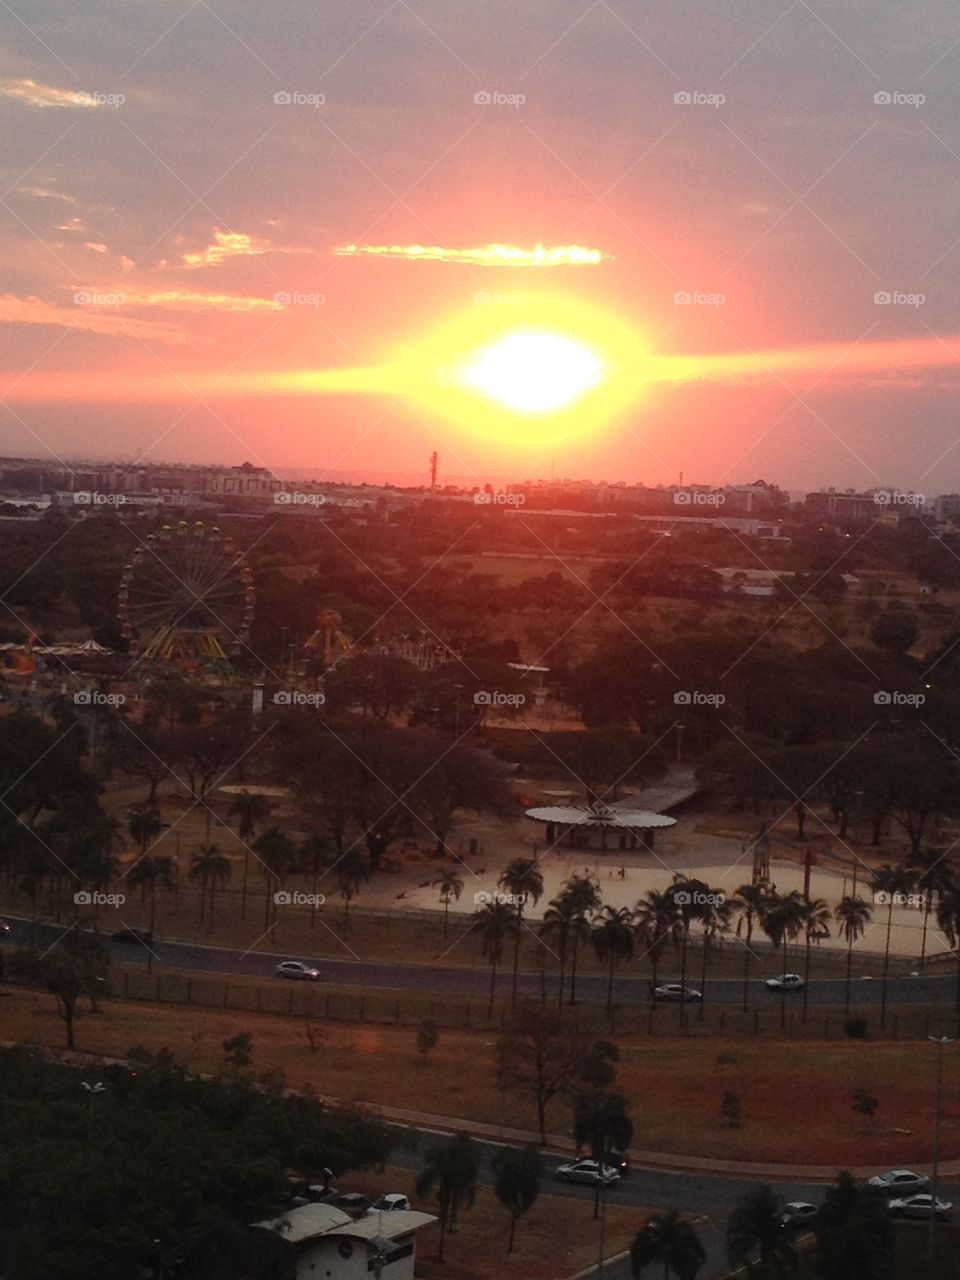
[229, 790, 272, 920]
[696, 888, 732, 1020]
[835, 896, 872, 1013]
[252, 827, 295, 930]
[499, 856, 544, 1006]
[814, 1171, 892, 1280]
[634, 888, 680, 1002]
[415, 1131, 480, 1262]
[721, 1090, 742, 1129]
[539, 896, 575, 1008]
[869, 606, 919, 655]
[189, 845, 231, 924]
[12, 930, 109, 1049]
[223, 1031, 253, 1070]
[630, 1209, 706, 1279]
[799, 897, 831, 1022]
[936, 885, 960, 1023]
[573, 1090, 633, 1216]
[591, 905, 635, 1016]
[113, 715, 174, 808]
[127, 808, 165, 855]
[670, 876, 710, 1027]
[761, 889, 807, 1028]
[492, 1145, 541, 1252]
[734, 884, 770, 1012]
[871, 865, 915, 1027]
[726, 1185, 796, 1277]
[126, 854, 175, 972]
[434, 867, 464, 937]
[561, 875, 602, 1005]
[909, 847, 953, 972]
[417, 1019, 439, 1058]
[852, 1087, 879, 1125]
[334, 850, 370, 924]
[475, 900, 517, 1017]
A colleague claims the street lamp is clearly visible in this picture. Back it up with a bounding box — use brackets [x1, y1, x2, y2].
[927, 1035, 954, 1261]
[81, 1080, 105, 1146]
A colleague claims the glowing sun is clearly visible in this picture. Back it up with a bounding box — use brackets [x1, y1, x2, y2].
[456, 331, 605, 414]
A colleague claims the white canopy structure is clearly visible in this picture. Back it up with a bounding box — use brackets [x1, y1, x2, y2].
[525, 800, 677, 850]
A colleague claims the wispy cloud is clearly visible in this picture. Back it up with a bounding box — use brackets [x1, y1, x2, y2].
[0, 293, 183, 341]
[113, 288, 285, 314]
[334, 242, 611, 267]
[179, 228, 300, 269]
[1, 79, 96, 109]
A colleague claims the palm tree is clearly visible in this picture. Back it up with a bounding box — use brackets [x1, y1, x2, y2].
[499, 857, 545, 1006]
[434, 867, 464, 937]
[671, 876, 710, 1027]
[761, 889, 807, 1028]
[334, 850, 370, 924]
[252, 826, 295, 930]
[835, 895, 872, 1012]
[574, 1090, 633, 1217]
[540, 895, 575, 1007]
[415, 1131, 480, 1262]
[229, 790, 272, 921]
[872, 864, 915, 1027]
[697, 888, 732, 1021]
[591, 906, 635, 1016]
[475, 900, 517, 1017]
[189, 844, 231, 924]
[910, 847, 954, 972]
[492, 1145, 541, 1253]
[301, 831, 335, 925]
[726, 1185, 796, 1277]
[127, 808, 165, 855]
[630, 1209, 706, 1279]
[126, 854, 175, 972]
[936, 885, 960, 1025]
[799, 896, 831, 1022]
[634, 888, 680, 1002]
[561, 875, 601, 1006]
[734, 883, 769, 1012]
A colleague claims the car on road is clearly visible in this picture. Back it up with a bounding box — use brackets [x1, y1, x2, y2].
[867, 1170, 930, 1197]
[653, 983, 702, 1002]
[780, 1201, 819, 1229]
[111, 927, 153, 945]
[372, 1193, 411, 1212]
[604, 1148, 630, 1177]
[0, 918, 11, 936]
[556, 1160, 621, 1186]
[275, 960, 321, 981]
[765, 973, 805, 991]
[334, 1192, 372, 1217]
[889, 1193, 953, 1220]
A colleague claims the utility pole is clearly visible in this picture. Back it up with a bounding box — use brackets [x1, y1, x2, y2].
[928, 1035, 954, 1261]
[596, 1182, 606, 1278]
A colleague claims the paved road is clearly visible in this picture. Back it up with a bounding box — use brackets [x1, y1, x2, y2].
[3, 916, 959, 1009]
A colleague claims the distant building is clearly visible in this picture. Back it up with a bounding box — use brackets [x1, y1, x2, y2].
[255, 1202, 436, 1280]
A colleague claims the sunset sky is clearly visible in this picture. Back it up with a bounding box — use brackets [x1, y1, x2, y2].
[2, 1, 960, 490]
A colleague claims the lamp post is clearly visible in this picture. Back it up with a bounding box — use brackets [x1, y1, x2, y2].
[81, 1079, 105, 1147]
[927, 1034, 953, 1261]
[596, 1180, 607, 1278]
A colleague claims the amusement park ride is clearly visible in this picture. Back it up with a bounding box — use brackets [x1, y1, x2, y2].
[118, 522, 254, 675]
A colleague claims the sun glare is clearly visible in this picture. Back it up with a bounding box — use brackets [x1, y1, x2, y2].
[456, 331, 605, 414]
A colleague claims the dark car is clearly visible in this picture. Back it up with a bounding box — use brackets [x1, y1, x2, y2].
[0, 919, 11, 936]
[111, 927, 153, 945]
[604, 1149, 630, 1177]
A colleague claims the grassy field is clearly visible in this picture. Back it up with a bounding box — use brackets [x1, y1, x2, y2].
[3, 982, 959, 1168]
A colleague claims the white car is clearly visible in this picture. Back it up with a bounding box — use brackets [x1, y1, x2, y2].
[780, 1201, 818, 1229]
[889, 1193, 952, 1220]
[766, 973, 805, 991]
[373, 1194, 410, 1212]
[653, 983, 703, 1003]
[275, 960, 321, 980]
[868, 1170, 930, 1196]
[556, 1160, 620, 1186]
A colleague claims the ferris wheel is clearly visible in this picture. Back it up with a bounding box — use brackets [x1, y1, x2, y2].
[118, 521, 254, 668]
